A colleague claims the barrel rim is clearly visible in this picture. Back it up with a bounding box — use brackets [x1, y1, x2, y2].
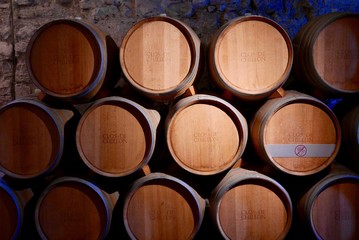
[295, 12, 359, 96]
[0, 181, 23, 239]
[76, 96, 157, 177]
[165, 94, 248, 175]
[301, 173, 359, 239]
[122, 172, 205, 240]
[253, 91, 341, 176]
[26, 18, 107, 101]
[209, 168, 293, 239]
[0, 99, 64, 179]
[209, 15, 293, 100]
[34, 176, 113, 239]
[119, 15, 201, 100]
[310, 13, 359, 95]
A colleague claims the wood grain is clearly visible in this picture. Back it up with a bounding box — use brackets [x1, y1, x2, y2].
[0, 102, 60, 178]
[312, 182, 359, 240]
[166, 95, 248, 175]
[210, 15, 293, 100]
[120, 16, 201, 100]
[36, 178, 117, 239]
[210, 168, 292, 240]
[0, 187, 19, 239]
[313, 17, 359, 92]
[123, 173, 205, 240]
[76, 97, 159, 177]
[251, 91, 341, 176]
[26, 19, 110, 102]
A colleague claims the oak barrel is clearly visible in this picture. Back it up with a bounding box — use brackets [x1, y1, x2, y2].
[35, 177, 118, 239]
[0, 99, 73, 179]
[165, 94, 248, 175]
[250, 90, 341, 176]
[209, 15, 293, 101]
[76, 96, 160, 177]
[0, 180, 33, 240]
[209, 168, 292, 240]
[298, 165, 359, 239]
[26, 19, 115, 103]
[293, 13, 359, 96]
[120, 15, 201, 101]
[341, 105, 359, 172]
[123, 173, 206, 240]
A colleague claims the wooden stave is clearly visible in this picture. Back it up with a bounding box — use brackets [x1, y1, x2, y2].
[209, 168, 293, 240]
[250, 90, 342, 176]
[75, 96, 160, 177]
[165, 94, 248, 175]
[119, 15, 201, 101]
[34, 176, 118, 239]
[26, 19, 109, 103]
[293, 12, 359, 97]
[208, 15, 293, 101]
[122, 172, 206, 240]
[0, 99, 73, 179]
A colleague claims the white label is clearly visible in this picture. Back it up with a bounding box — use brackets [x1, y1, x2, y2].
[266, 144, 336, 158]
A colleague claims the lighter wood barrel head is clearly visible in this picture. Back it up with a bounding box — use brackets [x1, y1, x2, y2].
[312, 182, 359, 240]
[77, 104, 147, 176]
[121, 19, 191, 91]
[126, 184, 196, 240]
[313, 17, 359, 92]
[214, 17, 291, 95]
[264, 103, 337, 174]
[37, 182, 108, 239]
[28, 22, 99, 95]
[0, 187, 19, 240]
[168, 103, 240, 175]
[0, 103, 60, 178]
[218, 184, 288, 239]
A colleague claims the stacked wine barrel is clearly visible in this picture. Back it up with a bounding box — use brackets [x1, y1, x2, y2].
[0, 13, 358, 239]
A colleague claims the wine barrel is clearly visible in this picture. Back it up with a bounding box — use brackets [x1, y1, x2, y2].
[0, 99, 73, 179]
[250, 90, 341, 176]
[298, 165, 359, 239]
[0, 180, 33, 240]
[293, 13, 359, 96]
[120, 15, 201, 101]
[209, 168, 292, 240]
[76, 96, 160, 177]
[341, 105, 359, 172]
[26, 19, 117, 103]
[165, 94, 248, 175]
[35, 177, 118, 239]
[123, 173, 206, 240]
[209, 15, 293, 101]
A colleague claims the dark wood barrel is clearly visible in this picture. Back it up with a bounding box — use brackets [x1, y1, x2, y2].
[76, 96, 160, 177]
[122, 173, 206, 239]
[120, 15, 201, 101]
[340, 105, 359, 172]
[0, 99, 73, 179]
[26, 19, 116, 103]
[0, 180, 33, 240]
[209, 168, 293, 239]
[250, 90, 341, 176]
[165, 94, 248, 175]
[209, 15, 293, 101]
[293, 13, 359, 97]
[35, 177, 118, 239]
[298, 165, 359, 239]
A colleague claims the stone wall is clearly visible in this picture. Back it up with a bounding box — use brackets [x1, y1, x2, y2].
[0, 0, 358, 105]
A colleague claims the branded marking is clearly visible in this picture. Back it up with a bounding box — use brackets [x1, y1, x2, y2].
[193, 132, 217, 143]
[240, 52, 266, 62]
[295, 145, 307, 157]
[240, 209, 266, 220]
